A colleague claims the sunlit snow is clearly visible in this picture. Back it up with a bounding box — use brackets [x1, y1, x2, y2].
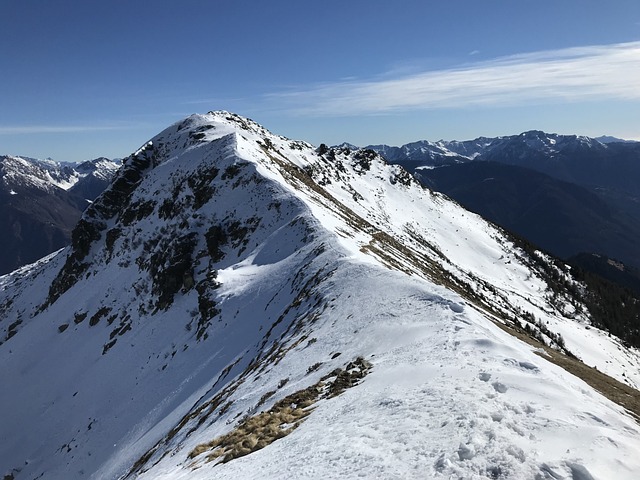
[1, 112, 639, 480]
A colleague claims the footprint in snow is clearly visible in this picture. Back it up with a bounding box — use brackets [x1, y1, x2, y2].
[503, 358, 539, 372]
[492, 381, 508, 393]
[518, 361, 539, 372]
[448, 302, 464, 313]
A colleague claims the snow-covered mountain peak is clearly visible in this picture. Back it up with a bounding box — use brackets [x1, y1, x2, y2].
[512, 130, 607, 153]
[517, 130, 559, 151]
[2, 113, 640, 480]
[75, 157, 122, 181]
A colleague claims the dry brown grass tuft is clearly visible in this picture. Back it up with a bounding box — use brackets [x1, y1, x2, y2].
[189, 386, 318, 464]
[189, 357, 372, 466]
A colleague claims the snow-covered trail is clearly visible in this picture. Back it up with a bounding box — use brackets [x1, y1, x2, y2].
[139, 263, 640, 480]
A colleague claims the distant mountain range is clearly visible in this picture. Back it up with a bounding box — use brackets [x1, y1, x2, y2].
[0, 155, 120, 274]
[367, 130, 640, 196]
[365, 131, 640, 278]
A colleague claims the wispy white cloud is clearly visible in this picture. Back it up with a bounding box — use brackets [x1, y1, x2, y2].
[0, 125, 130, 135]
[268, 41, 640, 116]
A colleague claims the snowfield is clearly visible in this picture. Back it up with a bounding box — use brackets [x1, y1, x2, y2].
[1, 112, 639, 480]
[136, 265, 640, 480]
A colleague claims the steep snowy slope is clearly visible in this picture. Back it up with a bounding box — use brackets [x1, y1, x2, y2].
[1, 113, 639, 480]
[415, 160, 640, 273]
[367, 132, 640, 277]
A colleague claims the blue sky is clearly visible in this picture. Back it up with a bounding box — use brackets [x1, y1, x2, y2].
[2, 0, 640, 161]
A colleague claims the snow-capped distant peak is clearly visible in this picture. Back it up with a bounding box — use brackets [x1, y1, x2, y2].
[0, 154, 120, 194]
[0, 154, 77, 191]
[332, 142, 359, 150]
[75, 157, 121, 178]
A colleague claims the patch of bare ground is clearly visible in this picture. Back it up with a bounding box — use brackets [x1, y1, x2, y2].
[189, 357, 371, 467]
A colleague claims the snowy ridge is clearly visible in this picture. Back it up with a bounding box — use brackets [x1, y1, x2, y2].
[1, 112, 639, 480]
[0, 155, 79, 192]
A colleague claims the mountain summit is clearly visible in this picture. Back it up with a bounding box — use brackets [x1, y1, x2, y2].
[1, 112, 639, 480]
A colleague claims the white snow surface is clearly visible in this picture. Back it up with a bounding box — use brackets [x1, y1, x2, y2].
[144, 269, 640, 480]
[0, 112, 639, 480]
